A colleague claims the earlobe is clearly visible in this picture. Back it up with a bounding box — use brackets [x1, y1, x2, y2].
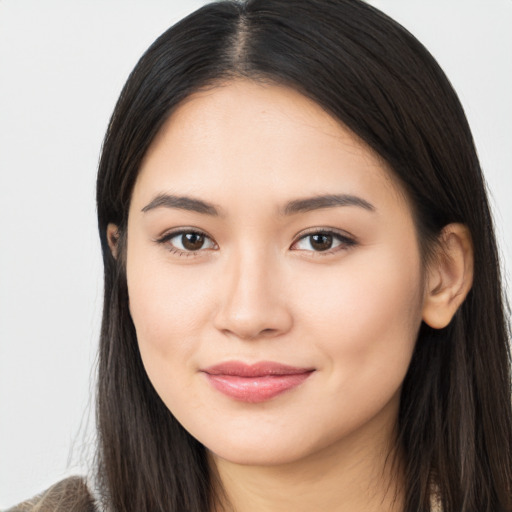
[422, 223, 474, 329]
[107, 223, 120, 259]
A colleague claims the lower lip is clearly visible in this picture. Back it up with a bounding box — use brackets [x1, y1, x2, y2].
[204, 372, 313, 403]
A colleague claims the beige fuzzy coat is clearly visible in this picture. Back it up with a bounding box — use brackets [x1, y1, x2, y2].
[5, 477, 97, 512]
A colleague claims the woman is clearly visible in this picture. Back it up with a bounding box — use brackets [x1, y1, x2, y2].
[9, 0, 511, 511]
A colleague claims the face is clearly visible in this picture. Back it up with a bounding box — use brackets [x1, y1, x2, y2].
[125, 80, 426, 467]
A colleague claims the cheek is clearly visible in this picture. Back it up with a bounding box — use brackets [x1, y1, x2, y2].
[126, 246, 215, 385]
[296, 245, 424, 386]
[129, 277, 208, 349]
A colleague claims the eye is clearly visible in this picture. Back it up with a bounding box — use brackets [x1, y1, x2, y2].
[157, 229, 217, 255]
[291, 230, 356, 253]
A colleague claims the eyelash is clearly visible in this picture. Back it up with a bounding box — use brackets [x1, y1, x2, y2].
[155, 228, 357, 258]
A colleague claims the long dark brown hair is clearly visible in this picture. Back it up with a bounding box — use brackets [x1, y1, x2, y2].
[95, 1, 512, 510]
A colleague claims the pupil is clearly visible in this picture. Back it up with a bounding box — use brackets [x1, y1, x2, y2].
[182, 233, 204, 251]
[311, 234, 332, 251]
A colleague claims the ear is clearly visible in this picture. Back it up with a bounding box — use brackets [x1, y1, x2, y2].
[422, 223, 474, 329]
[106, 223, 120, 259]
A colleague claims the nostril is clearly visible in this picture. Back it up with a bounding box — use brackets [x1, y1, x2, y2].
[260, 328, 278, 337]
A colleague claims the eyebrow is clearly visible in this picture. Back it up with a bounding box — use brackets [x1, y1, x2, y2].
[141, 194, 220, 216]
[282, 194, 375, 215]
[141, 192, 375, 216]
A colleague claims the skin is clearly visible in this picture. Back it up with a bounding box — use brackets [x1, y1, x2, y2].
[111, 79, 473, 511]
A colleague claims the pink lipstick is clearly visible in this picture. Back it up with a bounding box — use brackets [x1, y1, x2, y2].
[201, 361, 314, 403]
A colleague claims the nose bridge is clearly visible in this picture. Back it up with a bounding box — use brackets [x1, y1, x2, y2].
[213, 243, 292, 340]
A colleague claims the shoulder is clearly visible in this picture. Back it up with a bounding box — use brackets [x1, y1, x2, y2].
[5, 476, 98, 512]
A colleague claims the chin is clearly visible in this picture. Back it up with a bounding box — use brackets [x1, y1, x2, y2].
[200, 426, 327, 467]
[208, 442, 306, 467]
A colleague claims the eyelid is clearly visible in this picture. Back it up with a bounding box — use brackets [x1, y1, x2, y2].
[155, 227, 214, 241]
[293, 226, 356, 239]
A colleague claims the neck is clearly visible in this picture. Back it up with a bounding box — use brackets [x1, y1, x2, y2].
[209, 411, 404, 512]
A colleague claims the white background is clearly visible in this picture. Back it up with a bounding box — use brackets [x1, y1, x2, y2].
[0, 1, 510, 508]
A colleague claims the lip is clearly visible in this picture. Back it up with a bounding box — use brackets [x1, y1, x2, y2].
[201, 361, 315, 403]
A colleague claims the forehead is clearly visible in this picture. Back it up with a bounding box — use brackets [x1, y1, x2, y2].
[133, 79, 406, 212]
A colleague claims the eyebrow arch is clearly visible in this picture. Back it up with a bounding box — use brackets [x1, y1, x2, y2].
[141, 194, 220, 216]
[282, 194, 375, 215]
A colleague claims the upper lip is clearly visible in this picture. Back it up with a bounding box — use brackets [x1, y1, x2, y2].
[201, 361, 315, 377]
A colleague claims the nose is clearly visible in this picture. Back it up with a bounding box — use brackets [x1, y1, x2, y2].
[212, 249, 293, 341]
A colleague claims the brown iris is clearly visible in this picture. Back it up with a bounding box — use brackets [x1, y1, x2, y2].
[182, 232, 205, 251]
[310, 233, 333, 251]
